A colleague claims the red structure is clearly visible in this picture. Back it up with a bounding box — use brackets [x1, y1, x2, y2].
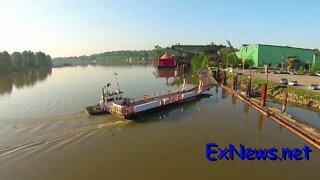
[157, 68, 178, 85]
[158, 68, 177, 78]
[158, 52, 176, 68]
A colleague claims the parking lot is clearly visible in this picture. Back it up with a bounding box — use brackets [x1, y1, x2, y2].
[235, 69, 320, 93]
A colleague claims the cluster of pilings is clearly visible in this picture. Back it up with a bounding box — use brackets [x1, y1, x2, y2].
[217, 72, 319, 149]
[217, 70, 288, 113]
[177, 63, 188, 74]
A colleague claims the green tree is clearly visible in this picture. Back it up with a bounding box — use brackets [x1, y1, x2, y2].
[191, 52, 209, 72]
[299, 66, 305, 74]
[35, 51, 50, 67]
[23, 51, 36, 68]
[46, 55, 52, 66]
[310, 63, 318, 74]
[152, 45, 164, 60]
[219, 48, 241, 68]
[244, 59, 254, 68]
[0, 51, 12, 74]
[11, 52, 25, 70]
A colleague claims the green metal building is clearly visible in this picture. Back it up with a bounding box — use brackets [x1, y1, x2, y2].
[236, 44, 320, 68]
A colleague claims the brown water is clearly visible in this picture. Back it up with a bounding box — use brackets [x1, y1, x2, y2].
[0, 65, 319, 180]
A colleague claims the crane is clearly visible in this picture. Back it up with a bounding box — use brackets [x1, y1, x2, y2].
[226, 39, 244, 71]
[226, 39, 235, 69]
[227, 39, 234, 50]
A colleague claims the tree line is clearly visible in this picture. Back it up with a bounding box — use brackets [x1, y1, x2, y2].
[52, 50, 151, 66]
[0, 51, 52, 75]
[153, 43, 247, 69]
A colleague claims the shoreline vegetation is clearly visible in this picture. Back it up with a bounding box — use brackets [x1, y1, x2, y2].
[1, 44, 319, 111]
[0, 51, 52, 76]
[52, 50, 153, 67]
[51, 43, 228, 67]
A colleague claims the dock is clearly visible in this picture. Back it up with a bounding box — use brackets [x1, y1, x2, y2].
[220, 81, 320, 150]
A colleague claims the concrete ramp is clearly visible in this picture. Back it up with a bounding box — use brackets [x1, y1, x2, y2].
[198, 69, 219, 86]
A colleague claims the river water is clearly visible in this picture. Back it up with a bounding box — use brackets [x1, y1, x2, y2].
[0, 65, 319, 180]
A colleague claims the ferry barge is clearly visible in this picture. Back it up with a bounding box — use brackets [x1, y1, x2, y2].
[86, 73, 212, 119]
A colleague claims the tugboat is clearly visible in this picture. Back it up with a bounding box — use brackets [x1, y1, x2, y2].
[86, 71, 213, 119]
[86, 73, 124, 115]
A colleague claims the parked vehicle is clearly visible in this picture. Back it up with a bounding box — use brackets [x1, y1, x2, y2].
[234, 72, 243, 76]
[315, 71, 320, 77]
[289, 70, 298, 75]
[279, 78, 288, 85]
[308, 84, 319, 90]
[288, 80, 298, 86]
[305, 72, 313, 76]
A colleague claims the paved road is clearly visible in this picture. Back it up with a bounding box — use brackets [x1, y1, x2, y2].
[234, 69, 320, 93]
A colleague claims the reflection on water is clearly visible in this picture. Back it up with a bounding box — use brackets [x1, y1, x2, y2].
[154, 68, 178, 85]
[279, 124, 284, 133]
[221, 88, 228, 99]
[0, 65, 319, 180]
[257, 113, 264, 130]
[0, 69, 52, 95]
[243, 103, 250, 125]
[154, 67, 201, 87]
[231, 93, 237, 106]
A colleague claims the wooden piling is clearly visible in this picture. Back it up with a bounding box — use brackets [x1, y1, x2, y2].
[282, 92, 288, 112]
[260, 83, 267, 107]
[221, 71, 226, 85]
[233, 75, 238, 91]
[221, 76, 225, 86]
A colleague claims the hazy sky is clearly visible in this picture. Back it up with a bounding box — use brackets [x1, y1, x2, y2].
[0, 0, 319, 57]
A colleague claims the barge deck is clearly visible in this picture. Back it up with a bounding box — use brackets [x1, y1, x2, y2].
[86, 71, 213, 119]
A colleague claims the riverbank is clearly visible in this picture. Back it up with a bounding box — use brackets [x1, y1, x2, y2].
[226, 73, 320, 111]
[0, 67, 52, 77]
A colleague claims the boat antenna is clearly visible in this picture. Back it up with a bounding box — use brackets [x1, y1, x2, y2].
[114, 72, 120, 93]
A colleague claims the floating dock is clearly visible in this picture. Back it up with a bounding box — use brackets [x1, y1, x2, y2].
[220, 83, 320, 150]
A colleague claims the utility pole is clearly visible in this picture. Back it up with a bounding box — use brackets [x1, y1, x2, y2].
[242, 51, 245, 73]
[243, 58, 245, 72]
[226, 54, 229, 69]
[309, 59, 311, 71]
[266, 66, 269, 85]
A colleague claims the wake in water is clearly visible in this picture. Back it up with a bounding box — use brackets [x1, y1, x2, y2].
[0, 111, 132, 157]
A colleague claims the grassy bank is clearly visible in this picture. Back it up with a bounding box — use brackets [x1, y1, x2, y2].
[225, 72, 320, 110]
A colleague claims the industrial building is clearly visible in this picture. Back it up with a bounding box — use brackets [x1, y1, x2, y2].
[236, 44, 320, 68]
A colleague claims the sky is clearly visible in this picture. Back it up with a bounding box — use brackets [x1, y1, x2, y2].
[0, 0, 319, 57]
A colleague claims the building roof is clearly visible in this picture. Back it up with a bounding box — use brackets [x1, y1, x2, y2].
[242, 44, 315, 52]
[160, 52, 173, 59]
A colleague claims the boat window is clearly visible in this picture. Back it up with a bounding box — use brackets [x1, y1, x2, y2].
[107, 98, 114, 102]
